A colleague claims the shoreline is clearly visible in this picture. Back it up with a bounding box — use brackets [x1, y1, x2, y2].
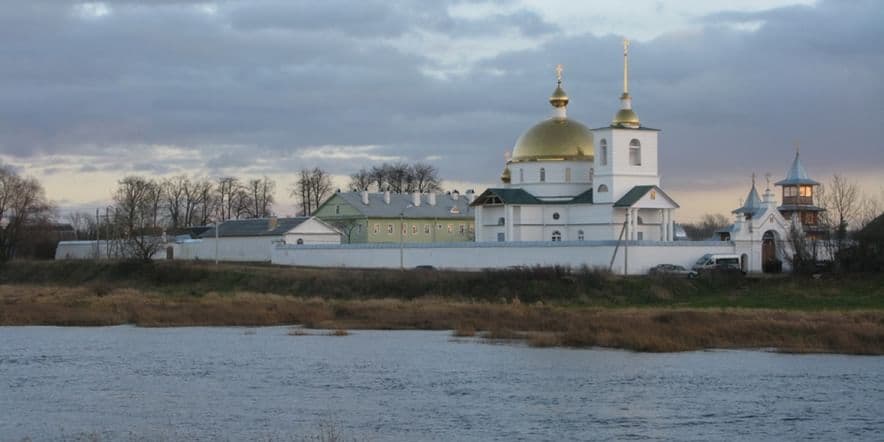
[2, 283, 883, 355]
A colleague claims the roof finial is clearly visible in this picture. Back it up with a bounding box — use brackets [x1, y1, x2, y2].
[794, 140, 800, 157]
[622, 38, 630, 96]
[555, 63, 563, 85]
[751, 172, 756, 188]
[549, 63, 569, 112]
[765, 172, 772, 190]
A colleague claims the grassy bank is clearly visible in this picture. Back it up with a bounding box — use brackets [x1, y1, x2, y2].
[2, 260, 884, 309]
[1, 260, 883, 354]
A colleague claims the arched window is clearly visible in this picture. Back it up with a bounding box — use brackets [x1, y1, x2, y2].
[497, 217, 505, 226]
[598, 184, 609, 193]
[552, 231, 562, 242]
[599, 139, 608, 166]
[540, 167, 546, 182]
[296, 238, 304, 245]
[629, 139, 642, 166]
[578, 230, 585, 241]
[519, 168, 524, 183]
[565, 167, 571, 182]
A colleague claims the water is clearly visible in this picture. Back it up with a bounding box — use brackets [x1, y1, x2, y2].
[1, 327, 882, 441]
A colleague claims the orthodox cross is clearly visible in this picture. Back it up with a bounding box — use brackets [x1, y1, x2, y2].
[622, 38, 631, 94]
[555, 64, 563, 85]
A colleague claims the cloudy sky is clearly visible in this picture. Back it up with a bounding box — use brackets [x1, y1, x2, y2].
[1, 0, 882, 220]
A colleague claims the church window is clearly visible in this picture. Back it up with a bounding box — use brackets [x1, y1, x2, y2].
[497, 232, 505, 242]
[552, 212, 560, 220]
[296, 238, 304, 245]
[498, 217, 505, 226]
[800, 185, 813, 197]
[784, 186, 798, 198]
[600, 139, 608, 166]
[629, 139, 642, 166]
[637, 232, 644, 240]
[402, 223, 408, 235]
[598, 184, 609, 193]
[552, 231, 562, 242]
[519, 168, 524, 183]
[540, 168, 546, 182]
[637, 216, 644, 225]
[578, 230, 585, 241]
[447, 224, 453, 233]
[565, 168, 571, 182]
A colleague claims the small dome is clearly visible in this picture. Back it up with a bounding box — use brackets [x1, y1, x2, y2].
[612, 108, 640, 128]
[549, 85, 569, 108]
[511, 118, 594, 162]
[500, 166, 511, 183]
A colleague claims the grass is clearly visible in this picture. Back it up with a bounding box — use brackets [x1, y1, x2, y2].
[1, 260, 883, 354]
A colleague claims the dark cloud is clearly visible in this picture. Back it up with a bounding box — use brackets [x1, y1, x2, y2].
[0, 0, 881, 198]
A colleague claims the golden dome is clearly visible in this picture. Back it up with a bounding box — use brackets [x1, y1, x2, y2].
[500, 165, 511, 183]
[511, 118, 595, 162]
[612, 106, 640, 128]
[549, 85, 569, 108]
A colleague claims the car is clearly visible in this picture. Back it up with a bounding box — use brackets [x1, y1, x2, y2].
[698, 263, 745, 276]
[648, 264, 698, 278]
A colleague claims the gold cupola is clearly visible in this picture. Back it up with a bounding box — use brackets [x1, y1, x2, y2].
[510, 64, 594, 163]
[612, 38, 641, 129]
[500, 165, 512, 183]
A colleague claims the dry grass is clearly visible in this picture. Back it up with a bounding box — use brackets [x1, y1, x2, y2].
[2, 284, 883, 354]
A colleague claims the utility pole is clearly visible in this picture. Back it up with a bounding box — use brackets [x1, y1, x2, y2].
[95, 208, 100, 259]
[215, 220, 219, 265]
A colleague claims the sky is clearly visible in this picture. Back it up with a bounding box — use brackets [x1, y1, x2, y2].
[1, 0, 882, 221]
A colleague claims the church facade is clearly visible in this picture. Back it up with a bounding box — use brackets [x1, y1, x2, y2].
[472, 42, 678, 243]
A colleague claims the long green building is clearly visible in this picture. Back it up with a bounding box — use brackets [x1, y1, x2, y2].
[314, 191, 475, 243]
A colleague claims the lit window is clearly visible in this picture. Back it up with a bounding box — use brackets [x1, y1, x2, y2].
[540, 167, 546, 182]
[552, 231, 562, 242]
[800, 186, 813, 197]
[598, 184, 609, 193]
[629, 139, 641, 166]
[600, 139, 608, 166]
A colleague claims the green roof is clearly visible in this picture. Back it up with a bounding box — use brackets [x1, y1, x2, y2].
[471, 188, 593, 206]
[614, 185, 656, 207]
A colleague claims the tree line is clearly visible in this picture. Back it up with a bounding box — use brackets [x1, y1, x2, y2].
[348, 162, 441, 193]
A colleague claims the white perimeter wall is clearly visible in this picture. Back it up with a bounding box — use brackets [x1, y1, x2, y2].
[177, 237, 278, 262]
[272, 241, 735, 275]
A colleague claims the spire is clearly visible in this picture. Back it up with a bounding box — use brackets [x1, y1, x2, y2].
[612, 38, 640, 128]
[549, 63, 569, 118]
[733, 174, 763, 215]
[774, 142, 820, 186]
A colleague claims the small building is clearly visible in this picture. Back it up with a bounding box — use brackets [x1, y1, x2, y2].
[314, 191, 475, 243]
[192, 216, 340, 262]
[775, 151, 826, 240]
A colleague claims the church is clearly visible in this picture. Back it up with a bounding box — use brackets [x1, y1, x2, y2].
[471, 41, 679, 243]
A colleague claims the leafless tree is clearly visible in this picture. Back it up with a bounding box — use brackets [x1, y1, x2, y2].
[348, 168, 373, 191]
[291, 168, 333, 216]
[0, 166, 54, 260]
[680, 213, 730, 241]
[162, 175, 189, 229]
[818, 174, 860, 237]
[410, 163, 442, 192]
[247, 176, 276, 218]
[112, 176, 164, 261]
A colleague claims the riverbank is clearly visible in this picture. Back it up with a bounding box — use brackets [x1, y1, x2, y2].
[1, 261, 883, 354]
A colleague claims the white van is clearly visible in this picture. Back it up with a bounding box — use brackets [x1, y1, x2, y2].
[692, 253, 741, 271]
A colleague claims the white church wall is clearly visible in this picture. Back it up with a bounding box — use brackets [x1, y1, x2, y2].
[272, 241, 735, 275]
[509, 161, 594, 197]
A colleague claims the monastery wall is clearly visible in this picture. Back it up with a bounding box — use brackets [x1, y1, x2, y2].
[271, 241, 735, 275]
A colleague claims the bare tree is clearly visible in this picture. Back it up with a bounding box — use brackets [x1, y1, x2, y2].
[162, 175, 189, 229]
[247, 176, 276, 218]
[348, 168, 373, 191]
[291, 168, 333, 216]
[410, 163, 442, 192]
[818, 174, 860, 238]
[681, 213, 730, 241]
[0, 166, 54, 260]
[112, 176, 164, 261]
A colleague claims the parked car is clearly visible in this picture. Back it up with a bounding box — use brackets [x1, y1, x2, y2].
[692, 253, 742, 272]
[648, 264, 698, 278]
[698, 263, 745, 276]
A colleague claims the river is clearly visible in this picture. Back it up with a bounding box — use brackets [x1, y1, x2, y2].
[1, 326, 882, 441]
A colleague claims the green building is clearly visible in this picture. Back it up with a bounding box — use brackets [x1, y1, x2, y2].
[314, 191, 475, 243]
